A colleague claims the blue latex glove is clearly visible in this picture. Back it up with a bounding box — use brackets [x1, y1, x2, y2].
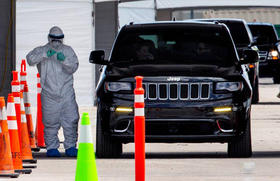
[57, 52, 65, 61]
[47, 49, 56, 57]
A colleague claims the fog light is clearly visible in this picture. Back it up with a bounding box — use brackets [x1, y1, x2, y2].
[115, 107, 133, 113]
[214, 106, 232, 113]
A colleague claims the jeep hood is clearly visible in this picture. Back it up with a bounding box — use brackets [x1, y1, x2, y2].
[106, 64, 241, 79]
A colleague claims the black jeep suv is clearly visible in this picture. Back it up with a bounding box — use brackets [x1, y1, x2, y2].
[194, 19, 259, 103]
[248, 22, 280, 83]
[90, 22, 258, 158]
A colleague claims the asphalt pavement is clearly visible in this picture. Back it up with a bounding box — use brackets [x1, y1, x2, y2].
[3, 78, 280, 181]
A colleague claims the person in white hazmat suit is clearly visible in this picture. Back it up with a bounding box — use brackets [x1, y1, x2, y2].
[26, 26, 79, 157]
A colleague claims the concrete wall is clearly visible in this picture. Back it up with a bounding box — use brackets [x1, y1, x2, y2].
[171, 8, 280, 24]
[17, 0, 94, 106]
[204, 8, 280, 24]
[0, 0, 16, 100]
[156, 9, 172, 21]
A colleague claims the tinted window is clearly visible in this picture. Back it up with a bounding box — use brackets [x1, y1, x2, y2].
[248, 25, 278, 44]
[111, 25, 237, 67]
[220, 21, 251, 46]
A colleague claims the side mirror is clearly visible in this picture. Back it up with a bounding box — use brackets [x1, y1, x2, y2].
[89, 50, 108, 65]
[241, 50, 258, 64]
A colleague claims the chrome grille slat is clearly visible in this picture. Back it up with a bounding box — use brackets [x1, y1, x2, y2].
[190, 83, 199, 100]
[180, 83, 189, 100]
[169, 83, 178, 100]
[142, 83, 147, 99]
[159, 83, 168, 100]
[148, 83, 157, 100]
[201, 83, 211, 99]
[258, 51, 267, 62]
[143, 82, 211, 101]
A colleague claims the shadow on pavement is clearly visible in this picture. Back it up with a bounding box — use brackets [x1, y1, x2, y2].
[259, 83, 274, 85]
[252, 151, 280, 158]
[96, 151, 280, 159]
[33, 151, 280, 160]
[256, 102, 280, 105]
[96, 152, 229, 159]
[33, 152, 77, 160]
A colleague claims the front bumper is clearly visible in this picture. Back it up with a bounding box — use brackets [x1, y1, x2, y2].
[259, 59, 280, 76]
[99, 99, 248, 143]
[111, 134, 235, 143]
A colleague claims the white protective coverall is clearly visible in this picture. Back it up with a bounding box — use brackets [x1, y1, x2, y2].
[26, 26, 79, 150]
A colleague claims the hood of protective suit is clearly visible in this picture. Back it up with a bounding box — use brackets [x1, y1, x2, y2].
[48, 26, 64, 50]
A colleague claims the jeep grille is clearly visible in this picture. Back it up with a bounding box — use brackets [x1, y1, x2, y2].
[143, 83, 211, 100]
[258, 51, 267, 62]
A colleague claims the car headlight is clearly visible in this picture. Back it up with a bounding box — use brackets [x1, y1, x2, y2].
[268, 50, 279, 60]
[215, 82, 243, 92]
[105, 82, 132, 92]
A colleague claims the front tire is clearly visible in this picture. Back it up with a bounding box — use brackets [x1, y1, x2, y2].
[252, 77, 259, 104]
[227, 117, 252, 158]
[273, 76, 280, 84]
[96, 113, 122, 158]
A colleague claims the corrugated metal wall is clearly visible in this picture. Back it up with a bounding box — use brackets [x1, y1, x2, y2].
[0, 0, 16, 100]
[17, 0, 94, 106]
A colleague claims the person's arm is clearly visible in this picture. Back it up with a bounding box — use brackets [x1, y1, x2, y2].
[60, 47, 79, 74]
[26, 46, 46, 66]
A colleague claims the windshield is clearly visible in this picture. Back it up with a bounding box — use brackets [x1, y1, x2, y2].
[111, 25, 237, 67]
[248, 25, 278, 45]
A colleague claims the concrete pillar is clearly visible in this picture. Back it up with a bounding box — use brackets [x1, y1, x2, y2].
[94, 1, 119, 86]
[0, 0, 16, 100]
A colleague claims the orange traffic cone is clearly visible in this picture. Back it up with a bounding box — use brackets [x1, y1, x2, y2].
[20, 61, 39, 152]
[0, 97, 19, 178]
[7, 94, 31, 174]
[36, 73, 45, 148]
[11, 71, 22, 144]
[20, 92, 37, 165]
[20, 59, 27, 91]
[23, 84, 39, 152]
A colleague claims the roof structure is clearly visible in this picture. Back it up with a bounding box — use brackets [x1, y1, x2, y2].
[156, 0, 280, 10]
[96, 0, 280, 10]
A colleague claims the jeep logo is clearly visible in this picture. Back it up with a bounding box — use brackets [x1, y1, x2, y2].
[167, 77, 181, 81]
